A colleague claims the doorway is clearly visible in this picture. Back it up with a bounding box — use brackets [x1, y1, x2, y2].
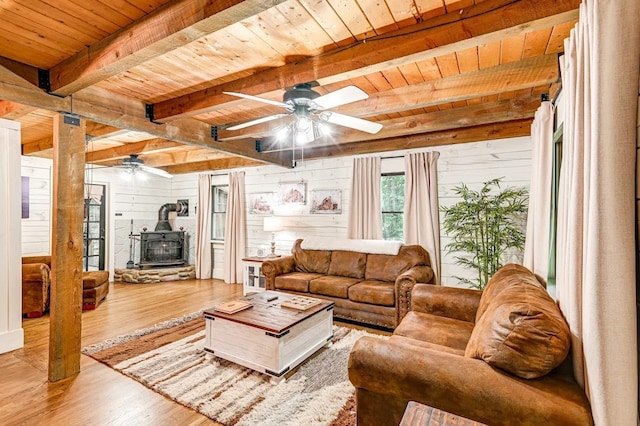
[84, 184, 106, 271]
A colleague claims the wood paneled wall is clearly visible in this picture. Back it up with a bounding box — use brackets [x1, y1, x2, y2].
[20, 136, 532, 287]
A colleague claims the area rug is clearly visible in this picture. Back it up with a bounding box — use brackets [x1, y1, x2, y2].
[82, 311, 384, 426]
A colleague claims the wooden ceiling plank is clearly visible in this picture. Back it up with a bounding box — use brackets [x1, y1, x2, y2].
[0, 77, 291, 167]
[478, 40, 501, 69]
[326, 0, 375, 40]
[523, 27, 553, 59]
[414, 0, 446, 20]
[500, 33, 526, 64]
[356, 0, 399, 35]
[297, 119, 533, 160]
[384, 0, 420, 27]
[48, 0, 288, 95]
[152, 0, 580, 120]
[435, 52, 461, 77]
[546, 20, 578, 54]
[298, 0, 355, 46]
[456, 47, 479, 74]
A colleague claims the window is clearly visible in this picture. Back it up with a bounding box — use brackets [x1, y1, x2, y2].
[381, 173, 404, 241]
[211, 185, 228, 240]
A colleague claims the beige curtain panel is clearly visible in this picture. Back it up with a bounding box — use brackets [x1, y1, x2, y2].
[348, 156, 382, 239]
[556, 1, 639, 424]
[523, 102, 554, 283]
[223, 171, 246, 284]
[195, 173, 212, 279]
[403, 151, 441, 283]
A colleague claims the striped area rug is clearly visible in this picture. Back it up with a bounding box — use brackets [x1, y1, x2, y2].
[82, 312, 382, 426]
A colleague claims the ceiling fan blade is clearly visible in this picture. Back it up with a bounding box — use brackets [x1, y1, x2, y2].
[322, 112, 383, 134]
[313, 86, 369, 110]
[223, 91, 288, 108]
[226, 113, 289, 131]
[140, 164, 173, 178]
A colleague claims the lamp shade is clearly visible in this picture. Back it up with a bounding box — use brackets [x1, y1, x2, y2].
[263, 216, 283, 232]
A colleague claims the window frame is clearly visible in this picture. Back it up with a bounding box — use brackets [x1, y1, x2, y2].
[381, 172, 405, 241]
[211, 184, 228, 241]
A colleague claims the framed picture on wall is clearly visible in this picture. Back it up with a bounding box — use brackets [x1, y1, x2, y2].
[309, 189, 341, 214]
[278, 182, 306, 205]
[249, 193, 275, 214]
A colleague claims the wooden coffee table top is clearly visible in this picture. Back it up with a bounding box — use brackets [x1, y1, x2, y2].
[204, 291, 333, 335]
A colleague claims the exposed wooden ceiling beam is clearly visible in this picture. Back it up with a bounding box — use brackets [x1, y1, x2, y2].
[98, 148, 229, 168]
[152, 0, 579, 120]
[300, 119, 534, 160]
[231, 96, 539, 150]
[0, 77, 291, 168]
[86, 139, 184, 163]
[0, 56, 39, 88]
[86, 122, 123, 138]
[219, 55, 556, 140]
[22, 137, 53, 155]
[48, 0, 287, 95]
[166, 156, 263, 174]
[0, 101, 37, 119]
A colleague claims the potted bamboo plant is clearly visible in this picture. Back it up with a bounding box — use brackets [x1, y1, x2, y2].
[441, 177, 528, 289]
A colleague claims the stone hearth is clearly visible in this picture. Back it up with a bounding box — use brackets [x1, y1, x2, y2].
[115, 265, 195, 284]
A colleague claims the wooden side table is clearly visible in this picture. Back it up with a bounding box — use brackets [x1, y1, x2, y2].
[242, 257, 269, 295]
[399, 401, 486, 426]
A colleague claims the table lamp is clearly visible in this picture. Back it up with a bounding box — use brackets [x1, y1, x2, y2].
[263, 216, 283, 257]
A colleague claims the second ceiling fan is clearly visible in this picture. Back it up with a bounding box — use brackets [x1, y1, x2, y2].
[224, 83, 382, 144]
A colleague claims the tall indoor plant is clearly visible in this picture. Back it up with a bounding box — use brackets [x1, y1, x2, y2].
[441, 177, 528, 289]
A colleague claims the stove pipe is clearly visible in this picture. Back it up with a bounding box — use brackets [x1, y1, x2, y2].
[155, 203, 180, 231]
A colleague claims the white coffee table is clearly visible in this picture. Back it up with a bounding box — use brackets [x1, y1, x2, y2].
[203, 291, 334, 383]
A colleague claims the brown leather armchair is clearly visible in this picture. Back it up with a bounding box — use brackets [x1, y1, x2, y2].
[21, 256, 52, 317]
[348, 264, 593, 426]
[22, 255, 110, 314]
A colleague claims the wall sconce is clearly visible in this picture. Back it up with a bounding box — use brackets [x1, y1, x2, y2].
[263, 216, 283, 257]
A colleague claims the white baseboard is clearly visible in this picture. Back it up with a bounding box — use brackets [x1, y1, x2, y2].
[0, 328, 24, 354]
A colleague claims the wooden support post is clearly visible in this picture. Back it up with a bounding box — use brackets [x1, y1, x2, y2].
[48, 114, 85, 382]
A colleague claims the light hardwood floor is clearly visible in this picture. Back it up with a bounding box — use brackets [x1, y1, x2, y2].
[1, 279, 244, 426]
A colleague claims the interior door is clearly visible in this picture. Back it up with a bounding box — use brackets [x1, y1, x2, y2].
[83, 184, 106, 271]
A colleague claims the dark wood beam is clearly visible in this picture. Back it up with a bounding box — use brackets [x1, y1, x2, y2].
[152, 0, 579, 120]
[48, 0, 287, 95]
[49, 114, 85, 382]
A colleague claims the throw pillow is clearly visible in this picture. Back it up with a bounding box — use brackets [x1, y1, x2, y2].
[465, 280, 571, 379]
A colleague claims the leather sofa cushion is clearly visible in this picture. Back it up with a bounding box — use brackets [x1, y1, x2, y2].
[465, 277, 571, 379]
[348, 281, 395, 307]
[292, 240, 331, 274]
[275, 272, 323, 292]
[365, 245, 429, 282]
[396, 311, 473, 351]
[476, 263, 544, 322]
[310, 276, 361, 298]
[328, 250, 366, 279]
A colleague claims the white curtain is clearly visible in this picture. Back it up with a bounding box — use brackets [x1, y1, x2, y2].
[348, 156, 382, 239]
[523, 102, 554, 283]
[404, 151, 441, 283]
[223, 171, 245, 284]
[195, 174, 212, 279]
[556, 1, 639, 424]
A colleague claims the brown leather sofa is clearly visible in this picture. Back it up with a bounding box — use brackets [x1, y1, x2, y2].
[22, 256, 52, 317]
[348, 263, 593, 425]
[21, 255, 110, 314]
[261, 238, 435, 329]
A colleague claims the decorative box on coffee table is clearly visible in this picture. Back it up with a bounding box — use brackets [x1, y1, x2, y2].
[203, 291, 334, 383]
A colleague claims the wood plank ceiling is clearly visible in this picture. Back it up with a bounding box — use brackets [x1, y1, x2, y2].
[0, 0, 579, 174]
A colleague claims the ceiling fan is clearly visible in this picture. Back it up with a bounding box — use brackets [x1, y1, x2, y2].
[120, 154, 173, 178]
[224, 83, 383, 144]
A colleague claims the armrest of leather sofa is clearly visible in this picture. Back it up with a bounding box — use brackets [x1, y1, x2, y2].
[396, 266, 435, 324]
[348, 336, 593, 426]
[261, 256, 296, 290]
[410, 283, 481, 323]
